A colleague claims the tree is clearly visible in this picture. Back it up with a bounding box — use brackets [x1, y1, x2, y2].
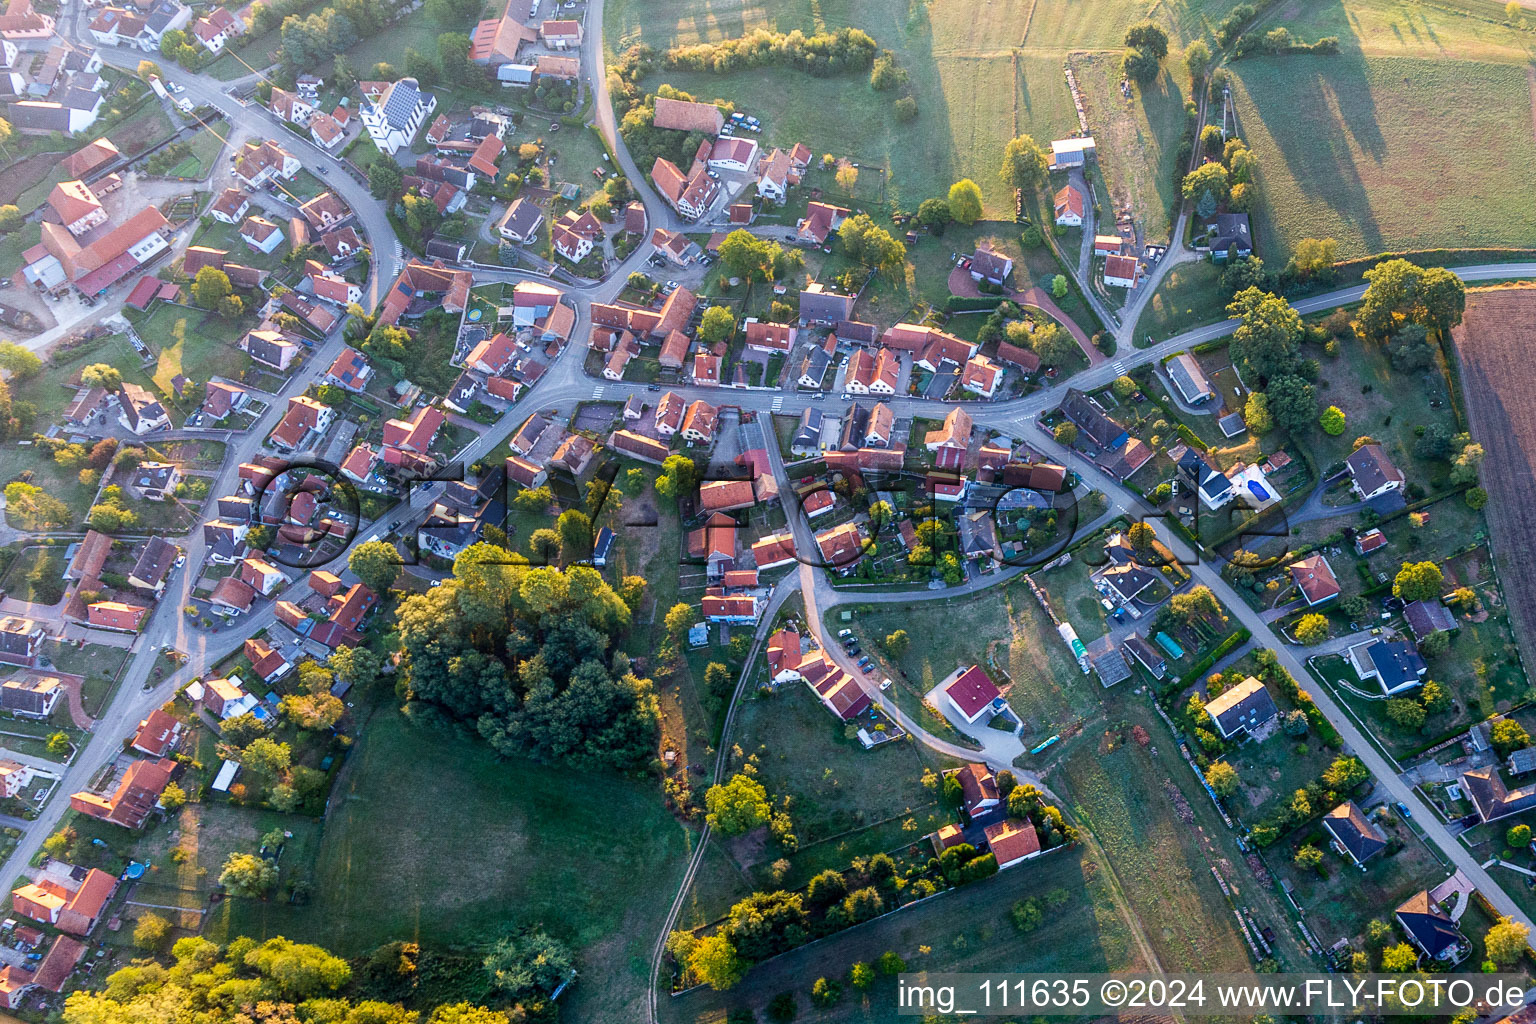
[1319, 406, 1346, 435]
[484, 931, 573, 997]
[1357, 258, 1466, 340]
[241, 737, 291, 782]
[915, 197, 951, 233]
[947, 179, 983, 225]
[1323, 755, 1369, 791]
[1054, 421, 1078, 445]
[349, 539, 402, 594]
[192, 265, 232, 308]
[1264, 375, 1317, 435]
[1380, 942, 1418, 971]
[1292, 237, 1338, 280]
[1491, 719, 1531, 757]
[1385, 698, 1426, 731]
[698, 305, 736, 344]
[705, 773, 771, 834]
[1283, 709, 1309, 736]
[1293, 844, 1324, 871]
[703, 661, 734, 703]
[1509, 824, 1532, 848]
[136, 59, 162, 80]
[811, 977, 842, 1007]
[279, 692, 344, 730]
[1509, 0, 1523, 18]
[134, 911, 172, 950]
[1292, 613, 1329, 645]
[1052, 274, 1069, 298]
[1485, 918, 1530, 967]
[0, 205, 19, 234]
[655, 453, 698, 504]
[894, 95, 918, 121]
[160, 780, 187, 811]
[884, 629, 909, 657]
[1205, 761, 1239, 797]
[664, 602, 694, 640]
[849, 961, 874, 990]
[369, 159, 404, 200]
[556, 508, 592, 564]
[1244, 390, 1273, 434]
[1122, 46, 1161, 82]
[1030, 322, 1078, 368]
[1185, 38, 1211, 80]
[689, 933, 745, 990]
[0, 342, 41, 379]
[46, 731, 70, 756]
[835, 164, 858, 194]
[219, 852, 278, 897]
[877, 951, 906, 975]
[1393, 560, 1444, 602]
[999, 134, 1048, 193]
[1227, 287, 1301, 384]
[79, 363, 123, 391]
[1451, 442, 1484, 486]
[1125, 20, 1169, 57]
[1182, 161, 1229, 207]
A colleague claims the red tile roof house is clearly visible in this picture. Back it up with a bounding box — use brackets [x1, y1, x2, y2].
[239, 557, 287, 596]
[131, 708, 184, 757]
[951, 762, 1000, 816]
[86, 601, 148, 632]
[377, 260, 472, 327]
[245, 637, 291, 682]
[209, 576, 257, 616]
[328, 582, 378, 632]
[308, 262, 362, 305]
[652, 95, 724, 134]
[1053, 184, 1084, 226]
[70, 757, 175, 829]
[1290, 554, 1340, 606]
[300, 192, 349, 232]
[323, 347, 372, 392]
[944, 664, 1004, 724]
[651, 156, 718, 221]
[384, 405, 446, 454]
[11, 867, 117, 935]
[797, 201, 850, 245]
[607, 429, 670, 465]
[985, 818, 1042, 868]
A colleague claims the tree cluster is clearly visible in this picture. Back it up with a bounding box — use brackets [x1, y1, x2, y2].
[394, 549, 659, 772]
[663, 27, 878, 76]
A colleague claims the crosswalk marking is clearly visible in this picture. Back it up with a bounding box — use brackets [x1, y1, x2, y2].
[770, 396, 784, 411]
[591, 386, 606, 399]
[1111, 361, 1127, 374]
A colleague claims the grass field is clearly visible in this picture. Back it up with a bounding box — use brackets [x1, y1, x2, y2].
[1136, 260, 1229, 343]
[1228, 54, 1536, 260]
[129, 302, 253, 401]
[0, 545, 66, 604]
[1055, 719, 1255, 973]
[610, 0, 1216, 218]
[663, 843, 1144, 1024]
[214, 702, 689, 1024]
[0, 444, 102, 530]
[1070, 51, 1190, 240]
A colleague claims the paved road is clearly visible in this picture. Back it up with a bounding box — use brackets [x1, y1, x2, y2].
[1023, 428, 1536, 934]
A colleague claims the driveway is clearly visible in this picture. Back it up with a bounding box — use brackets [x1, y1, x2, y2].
[948, 266, 1105, 366]
[923, 679, 1027, 763]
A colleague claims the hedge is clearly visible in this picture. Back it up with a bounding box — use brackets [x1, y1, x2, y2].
[945, 295, 1003, 314]
[1173, 627, 1251, 691]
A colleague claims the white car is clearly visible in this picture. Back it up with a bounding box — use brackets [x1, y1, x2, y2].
[837, 629, 852, 638]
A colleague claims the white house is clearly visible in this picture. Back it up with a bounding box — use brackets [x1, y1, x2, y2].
[361, 77, 437, 156]
[1053, 184, 1083, 227]
[239, 216, 284, 255]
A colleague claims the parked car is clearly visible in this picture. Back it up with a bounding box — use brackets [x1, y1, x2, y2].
[837, 629, 852, 638]
[1396, 802, 1412, 818]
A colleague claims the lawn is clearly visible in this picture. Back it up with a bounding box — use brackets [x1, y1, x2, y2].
[1228, 53, 1536, 260]
[1068, 50, 1191, 242]
[1223, 728, 1338, 825]
[663, 842, 1144, 1024]
[213, 701, 690, 1024]
[0, 444, 102, 530]
[127, 301, 253, 403]
[21, 331, 160, 429]
[839, 576, 1103, 758]
[46, 640, 131, 717]
[1135, 259, 1229, 344]
[1268, 805, 1446, 951]
[0, 545, 67, 605]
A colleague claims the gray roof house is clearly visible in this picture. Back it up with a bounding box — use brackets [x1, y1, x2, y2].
[798, 282, 854, 325]
[1322, 801, 1387, 866]
[1167, 352, 1214, 403]
[1347, 638, 1427, 695]
[1403, 600, 1456, 640]
[1204, 676, 1278, 739]
[1209, 212, 1252, 262]
[791, 407, 824, 454]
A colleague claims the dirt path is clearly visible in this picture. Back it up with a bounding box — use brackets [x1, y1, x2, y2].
[948, 266, 1107, 365]
[25, 670, 95, 730]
